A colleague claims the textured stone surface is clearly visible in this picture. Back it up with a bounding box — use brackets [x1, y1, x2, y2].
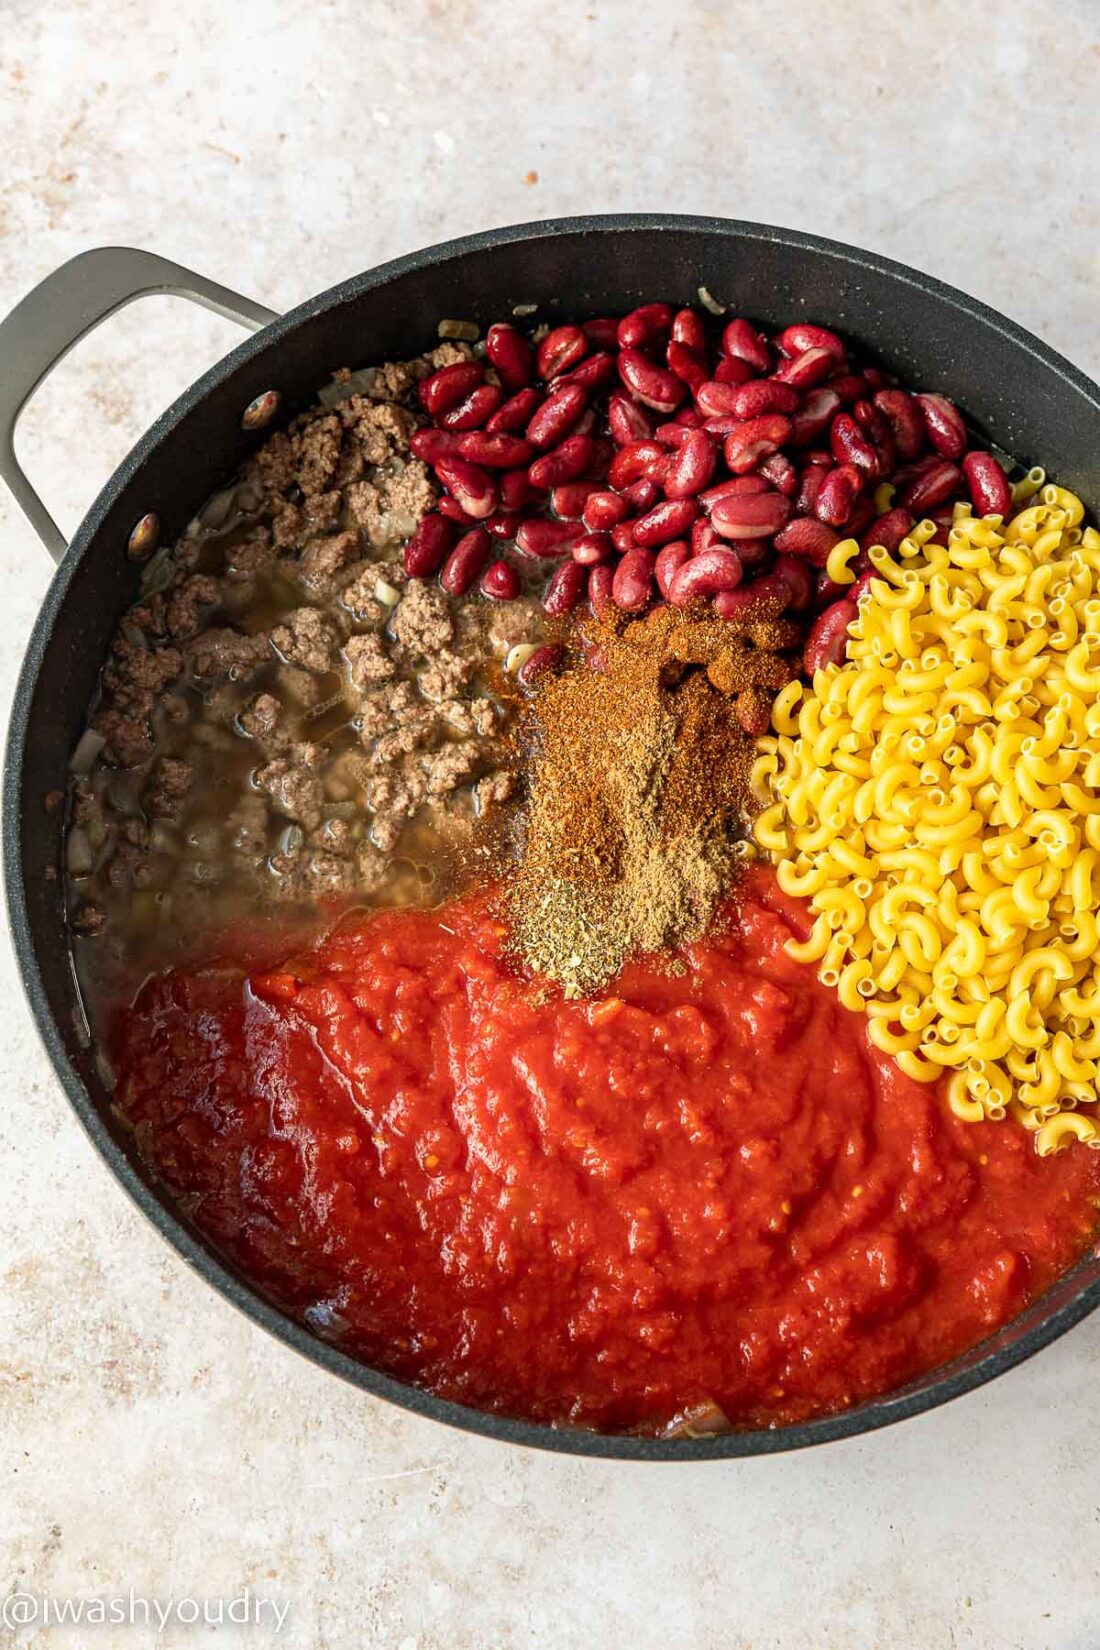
[1, 3, 1098, 1646]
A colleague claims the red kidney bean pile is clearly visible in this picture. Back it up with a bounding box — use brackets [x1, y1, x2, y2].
[402, 306, 1013, 676]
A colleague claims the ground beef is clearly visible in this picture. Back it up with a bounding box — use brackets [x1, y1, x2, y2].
[256, 747, 326, 831]
[425, 741, 482, 796]
[299, 531, 361, 596]
[93, 708, 155, 768]
[271, 608, 339, 674]
[418, 651, 474, 700]
[188, 627, 270, 682]
[391, 581, 454, 657]
[338, 399, 417, 466]
[165, 575, 219, 640]
[144, 757, 193, 821]
[439, 697, 498, 737]
[101, 640, 183, 716]
[239, 693, 291, 750]
[426, 342, 477, 369]
[345, 632, 396, 691]
[270, 500, 306, 550]
[303, 490, 343, 533]
[294, 414, 344, 497]
[474, 769, 517, 811]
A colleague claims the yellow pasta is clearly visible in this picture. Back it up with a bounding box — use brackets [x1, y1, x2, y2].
[754, 488, 1100, 1150]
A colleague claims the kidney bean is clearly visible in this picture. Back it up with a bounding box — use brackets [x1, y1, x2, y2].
[536, 324, 587, 381]
[687, 516, 718, 555]
[543, 558, 588, 615]
[608, 439, 669, 490]
[736, 537, 771, 570]
[847, 497, 876, 539]
[485, 323, 534, 391]
[441, 526, 492, 595]
[830, 411, 880, 475]
[403, 512, 455, 578]
[528, 433, 597, 490]
[814, 568, 850, 609]
[871, 389, 925, 462]
[814, 464, 863, 527]
[714, 573, 791, 621]
[582, 489, 630, 531]
[486, 386, 543, 435]
[559, 351, 617, 392]
[618, 349, 686, 413]
[500, 469, 542, 511]
[582, 438, 612, 484]
[654, 421, 693, 448]
[440, 383, 505, 430]
[612, 546, 656, 611]
[703, 414, 742, 437]
[848, 568, 878, 603]
[409, 427, 465, 464]
[666, 340, 709, 391]
[633, 497, 701, 547]
[774, 346, 838, 390]
[860, 506, 914, 553]
[618, 302, 673, 350]
[515, 518, 584, 558]
[674, 405, 705, 427]
[435, 457, 498, 518]
[713, 355, 756, 386]
[608, 391, 655, 446]
[773, 554, 814, 611]
[664, 429, 718, 499]
[571, 530, 614, 566]
[457, 431, 535, 469]
[579, 316, 618, 348]
[480, 559, 521, 600]
[900, 460, 963, 513]
[655, 540, 692, 598]
[724, 414, 793, 474]
[773, 516, 840, 566]
[668, 549, 744, 607]
[671, 308, 706, 352]
[589, 562, 616, 621]
[777, 322, 846, 363]
[804, 599, 858, 673]
[437, 495, 477, 526]
[794, 464, 827, 515]
[731, 380, 801, 420]
[711, 489, 792, 540]
[526, 384, 588, 448]
[758, 453, 798, 496]
[611, 520, 637, 554]
[962, 451, 1012, 517]
[788, 387, 842, 447]
[829, 372, 871, 405]
[862, 366, 890, 390]
[696, 380, 744, 418]
[623, 478, 662, 512]
[419, 360, 485, 415]
[518, 643, 566, 688]
[915, 393, 967, 460]
[485, 511, 523, 541]
[551, 479, 602, 519]
[701, 474, 771, 510]
[722, 318, 772, 374]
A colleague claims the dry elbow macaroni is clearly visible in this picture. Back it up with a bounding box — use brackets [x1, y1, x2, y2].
[754, 484, 1100, 1154]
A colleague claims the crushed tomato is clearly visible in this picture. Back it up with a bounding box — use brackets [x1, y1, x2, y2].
[112, 868, 1100, 1433]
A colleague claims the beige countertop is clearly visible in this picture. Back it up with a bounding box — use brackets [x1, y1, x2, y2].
[1, 3, 1098, 1645]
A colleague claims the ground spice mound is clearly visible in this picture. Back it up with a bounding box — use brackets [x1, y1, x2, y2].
[508, 606, 800, 996]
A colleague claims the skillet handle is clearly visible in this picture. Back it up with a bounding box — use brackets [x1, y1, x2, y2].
[0, 246, 279, 563]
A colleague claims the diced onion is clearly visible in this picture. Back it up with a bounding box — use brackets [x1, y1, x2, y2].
[318, 367, 379, 408]
[65, 826, 93, 877]
[697, 285, 726, 316]
[68, 729, 106, 776]
[438, 319, 480, 341]
[374, 578, 401, 609]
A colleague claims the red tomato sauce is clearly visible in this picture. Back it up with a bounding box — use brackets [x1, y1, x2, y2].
[111, 868, 1100, 1433]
